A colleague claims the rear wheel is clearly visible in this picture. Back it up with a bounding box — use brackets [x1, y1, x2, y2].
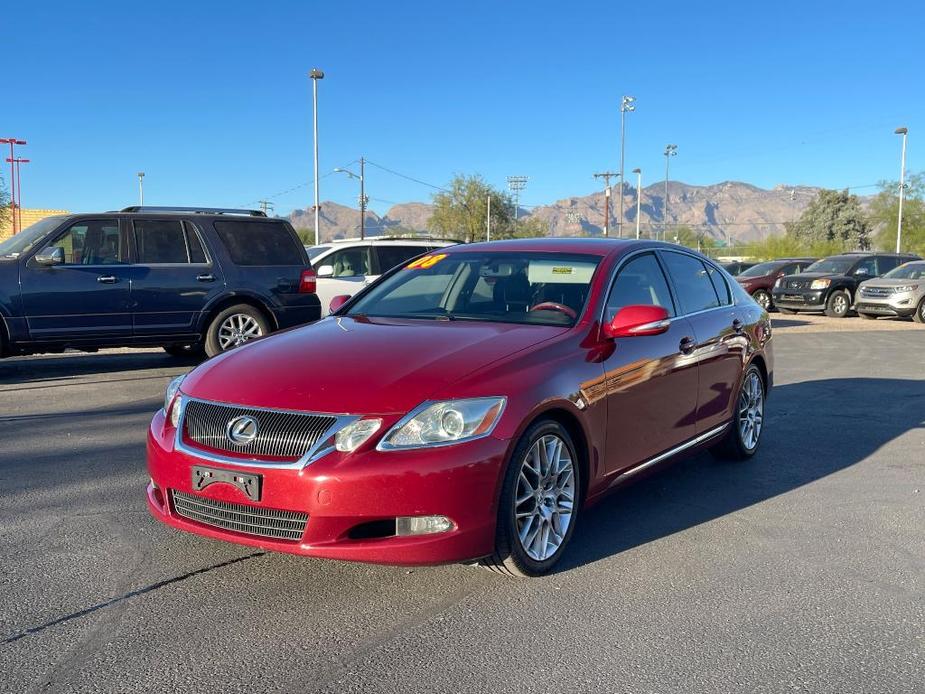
[204, 304, 271, 357]
[752, 289, 772, 311]
[914, 298, 925, 324]
[711, 364, 765, 461]
[481, 420, 580, 578]
[824, 290, 850, 318]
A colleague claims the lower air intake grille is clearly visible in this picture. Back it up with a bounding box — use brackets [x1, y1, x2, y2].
[171, 490, 308, 541]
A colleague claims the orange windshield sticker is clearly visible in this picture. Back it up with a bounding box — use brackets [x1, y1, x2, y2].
[406, 253, 448, 269]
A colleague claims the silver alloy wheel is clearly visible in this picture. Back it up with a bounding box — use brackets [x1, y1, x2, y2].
[754, 291, 771, 309]
[832, 293, 848, 315]
[920, 301, 925, 321]
[738, 370, 764, 451]
[514, 434, 576, 561]
[217, 313, 263, 350]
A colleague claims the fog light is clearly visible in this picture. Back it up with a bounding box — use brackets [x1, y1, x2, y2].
[395, 515, 454, 536]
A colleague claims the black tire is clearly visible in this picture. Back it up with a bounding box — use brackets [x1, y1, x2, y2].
[752, 289, 772, 311]
[711, 364, 765, 462]
[481, 419, 581, 578]
[858, 312, 877, 321]
[163, 344, 206, 358]
[914, 298, 925, 324]
[824, 289, 851, 318]
[204, 304, 271, 358]
[778, 307, 797, 315]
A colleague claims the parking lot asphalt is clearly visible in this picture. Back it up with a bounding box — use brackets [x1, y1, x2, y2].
[1, 325, 923, 694]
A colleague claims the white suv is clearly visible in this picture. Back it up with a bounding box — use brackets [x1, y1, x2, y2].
[306, 237, 458, 312]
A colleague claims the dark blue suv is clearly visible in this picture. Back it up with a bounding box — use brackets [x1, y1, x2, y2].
[0, 207, 321, 358]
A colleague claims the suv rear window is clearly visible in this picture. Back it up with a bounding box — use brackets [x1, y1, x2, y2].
[213, 221, 304, 266]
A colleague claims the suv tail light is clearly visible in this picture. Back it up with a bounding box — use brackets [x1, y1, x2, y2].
[299, 267, 317, 294]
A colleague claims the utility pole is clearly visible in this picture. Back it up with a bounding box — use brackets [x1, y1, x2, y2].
[663, 144, 678, 241]
[258, 200, 275, 216]
[895, 127, 908, 253]
[359, 156, 366, 240]
[309, 68, 325, 245]
[632, 168, 642, 239]
[137, 172, 145, 206]
[1, 138, 26, 234]
[593, 171, 620, 236]
[507, 176, 528, 233]
[619, 96, 635, 237]
[486, 195, 491, 241]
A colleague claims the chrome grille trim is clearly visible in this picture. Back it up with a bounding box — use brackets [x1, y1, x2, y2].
[174, 396, 359, 470]
[171, 490, 307, 541]
[860, 286, 894, 297]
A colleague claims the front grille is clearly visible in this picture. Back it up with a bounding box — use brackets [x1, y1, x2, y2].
[171, 490, 308, 540]
[785, 279, 808, 289]
[860, 286, 894, 298]
[183, 399, 336, 460]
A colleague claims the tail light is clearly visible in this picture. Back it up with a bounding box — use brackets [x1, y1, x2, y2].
[299, 267, 317, 294]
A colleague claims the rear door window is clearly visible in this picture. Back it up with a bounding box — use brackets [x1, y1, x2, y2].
[877, 256, 901, 274]
[375, 246, 430, 274]
[134, 220, 190, 264]
[661, 251, 721, 314]
[705, 263, 731, 305]
[213, 221, 304, 266]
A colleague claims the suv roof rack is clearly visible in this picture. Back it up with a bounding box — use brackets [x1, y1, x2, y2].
[119, 206, 267, 217]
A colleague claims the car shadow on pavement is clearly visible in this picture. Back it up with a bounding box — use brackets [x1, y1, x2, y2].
[557, 377, 925, 574]
[770, 318, 812, 328]
[0, 351, 201, 385]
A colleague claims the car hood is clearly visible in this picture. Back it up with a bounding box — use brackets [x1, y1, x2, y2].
[861, 278, 923, 288]
[181, 316, 567, 414]
[736, 274, 771, 284]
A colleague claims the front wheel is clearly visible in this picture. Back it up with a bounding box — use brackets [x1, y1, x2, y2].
[914, 298, 925, 324]
[752, 289, 772, 311]
[824, 290, 851, 318]
[204, 304, 271, 357]
[481, 420, 581, 577]
[711, 364, 765, 461]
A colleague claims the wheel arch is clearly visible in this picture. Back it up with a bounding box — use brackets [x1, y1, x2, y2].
[198, 293, 278, 335]
[522, 405, 592, 505]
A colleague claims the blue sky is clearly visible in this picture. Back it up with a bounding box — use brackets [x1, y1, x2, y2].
[6, 0, 924, 216]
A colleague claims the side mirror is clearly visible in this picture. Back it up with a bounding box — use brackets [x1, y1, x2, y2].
[34, 246, 65, 266]
[317, 264, 335, 278]
[603, 305, 671, 339]
[329, 294, 351, 314]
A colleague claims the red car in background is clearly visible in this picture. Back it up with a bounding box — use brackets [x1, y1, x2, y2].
[735, 258, 817, 310]
[147, 239, 773, 577]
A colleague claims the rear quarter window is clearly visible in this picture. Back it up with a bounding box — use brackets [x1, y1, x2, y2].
[213, 221, 305, 266]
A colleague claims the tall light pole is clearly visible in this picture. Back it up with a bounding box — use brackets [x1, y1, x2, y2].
[895, 127, 908, 253]
[1, 138, 26, 234]
[486, 195, 492, 241]
[6, 157, 29, 232]
[334, 157, 367, 240]
[619, 96, 635, 238]
[507, 176, 528, 233]
[309, 68, 324, 246]
[632, 167, 642, 239]
[137, 171, 145, 206]
[663, 144, 678, 241]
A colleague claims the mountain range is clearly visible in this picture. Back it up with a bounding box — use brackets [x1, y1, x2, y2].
[288, 180, 831, 245]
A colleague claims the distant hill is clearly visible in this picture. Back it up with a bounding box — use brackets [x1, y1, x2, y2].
[289, 180, 830, 244]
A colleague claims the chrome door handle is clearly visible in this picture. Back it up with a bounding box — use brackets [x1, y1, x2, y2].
[97, 275, 117, 284]
[196, 274, 216, 282]
[679, 336, 696, 354]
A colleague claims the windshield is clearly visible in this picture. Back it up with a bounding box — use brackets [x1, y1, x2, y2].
[882, 261, 925, 280]
[0, 217, 64, 259]
[806, 257, 855, 274]
[306, 244, 332, 262]
[738, 261, 782, 278]
[345, 251, 602, 327]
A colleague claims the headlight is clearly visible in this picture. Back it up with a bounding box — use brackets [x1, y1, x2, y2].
[164, 375, 185, 428]
[335, 418, 382, 452]
[894, 284, 919, 293]
[810, 279, 831, 289]
[378, 397, 506, 450]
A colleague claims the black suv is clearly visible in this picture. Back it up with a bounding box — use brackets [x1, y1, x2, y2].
[771, 252, 921, 318]
[0, 206, 321, 358]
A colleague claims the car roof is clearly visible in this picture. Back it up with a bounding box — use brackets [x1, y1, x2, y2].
[455, 237, 643, 255]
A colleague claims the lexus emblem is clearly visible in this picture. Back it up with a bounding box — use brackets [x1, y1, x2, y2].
[226, 415, 259, 446]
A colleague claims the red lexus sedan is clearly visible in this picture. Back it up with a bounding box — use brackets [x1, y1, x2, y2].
[147, 239, 772, 577]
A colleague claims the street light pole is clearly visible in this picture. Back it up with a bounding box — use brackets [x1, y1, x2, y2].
[632, 168, 642, 239]
[309, 68, 324, 246]
[137, 172, 145, 206]
[895, 127, 908, 253]
[1, 138, 26, 234]
[486, 195, 491, 241]
[663, 144, 678, 241]
[619, 96, 635, 238]
[334, 159, 367, 240]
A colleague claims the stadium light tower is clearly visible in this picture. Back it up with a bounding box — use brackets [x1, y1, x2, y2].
[309, 68, 325, 245]
[663, 144, 678, 241]
[507, 176, 528, 233]
[619, 96, 635, 237]
[895, 127, 908, 253]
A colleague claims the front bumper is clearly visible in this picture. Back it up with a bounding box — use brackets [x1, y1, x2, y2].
[854, 293, 918, 317]
[771, 288, 826, 311]
[146, 410, 508, 565]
